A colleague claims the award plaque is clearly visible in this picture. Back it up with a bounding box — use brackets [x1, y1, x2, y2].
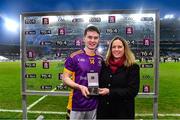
[87, 73, 99, 95]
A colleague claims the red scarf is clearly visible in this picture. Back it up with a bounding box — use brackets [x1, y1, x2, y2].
[109, 56, 125, 73]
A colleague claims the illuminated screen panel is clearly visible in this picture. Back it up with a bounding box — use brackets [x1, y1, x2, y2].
[22, 11, 157, 93]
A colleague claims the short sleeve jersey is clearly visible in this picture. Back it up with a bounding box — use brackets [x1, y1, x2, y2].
[64, 49, 103, 111]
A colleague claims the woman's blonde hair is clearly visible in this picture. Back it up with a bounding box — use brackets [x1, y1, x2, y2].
[106, 36, 136, 67]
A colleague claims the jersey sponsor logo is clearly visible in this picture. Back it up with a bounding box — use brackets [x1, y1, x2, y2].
[80, 76, 87, 81]
[78, 58, 85, 62]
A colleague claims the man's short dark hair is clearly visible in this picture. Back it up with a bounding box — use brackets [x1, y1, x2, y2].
[84, 25, 100, 36]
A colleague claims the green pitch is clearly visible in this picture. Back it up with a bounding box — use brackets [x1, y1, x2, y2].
[0, 61, 180, 119]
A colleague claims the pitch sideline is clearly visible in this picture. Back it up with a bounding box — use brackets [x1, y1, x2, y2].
[0, 109, 180, 117]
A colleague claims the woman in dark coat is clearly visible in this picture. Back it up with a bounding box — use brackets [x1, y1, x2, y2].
[97, 36, 140, 119]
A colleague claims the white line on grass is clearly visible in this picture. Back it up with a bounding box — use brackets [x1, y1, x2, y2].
[0, 109, 22, 113]
[136, 113, 180, 117]
[27, 88, 56, 110]
[27, 95, 47, 110]
[0, 109, 66, 114]
[0, 109, 180, 116]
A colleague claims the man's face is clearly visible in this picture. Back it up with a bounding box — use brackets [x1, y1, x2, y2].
[84, 31, 100, 50]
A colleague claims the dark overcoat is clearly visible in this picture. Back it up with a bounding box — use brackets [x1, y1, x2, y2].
[97, 61, 140, 119]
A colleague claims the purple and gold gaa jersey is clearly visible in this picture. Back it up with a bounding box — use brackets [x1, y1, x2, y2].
[64, 49, 103, 111]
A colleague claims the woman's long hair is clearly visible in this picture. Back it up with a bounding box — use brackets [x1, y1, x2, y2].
[105, 36, 136, 67]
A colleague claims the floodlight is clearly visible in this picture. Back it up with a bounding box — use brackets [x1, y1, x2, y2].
[97, 46, 103, 53]
[4, 17, 19, 32]
[164, 14, 174, 19]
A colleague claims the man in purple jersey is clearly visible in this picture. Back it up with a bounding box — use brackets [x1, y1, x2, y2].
[63, 25, 102, 119]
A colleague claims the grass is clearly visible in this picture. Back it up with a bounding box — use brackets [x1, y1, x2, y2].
[158, 62, 180, 113]
[0, 61, 180, 119]
[135, 62, 180, 116]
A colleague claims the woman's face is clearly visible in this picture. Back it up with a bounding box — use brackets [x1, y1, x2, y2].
[111, 39, 125, 59]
